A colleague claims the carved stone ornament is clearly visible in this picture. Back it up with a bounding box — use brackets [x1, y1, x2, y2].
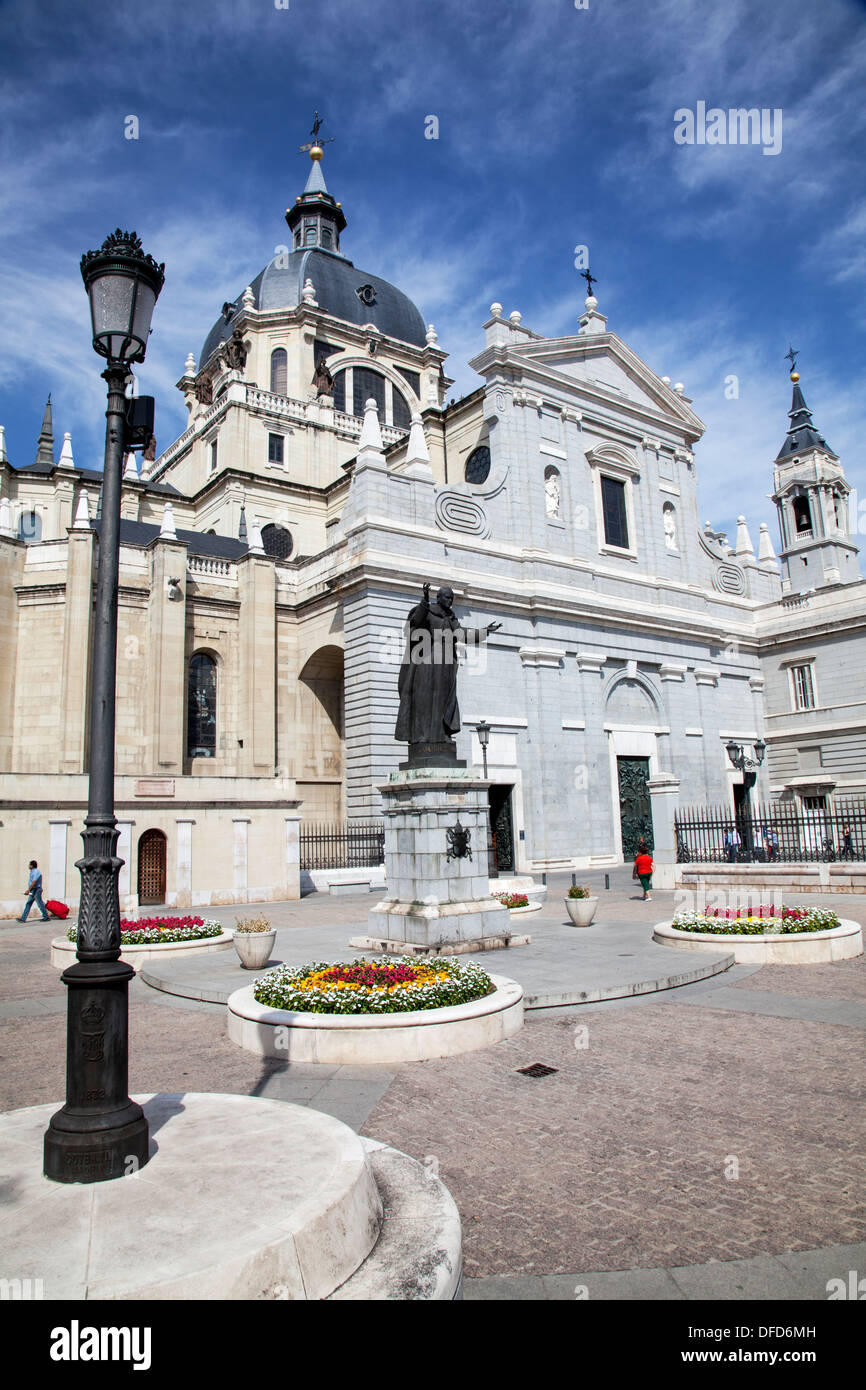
[446, 820, 472, 861]
[194, 375, 213, 406]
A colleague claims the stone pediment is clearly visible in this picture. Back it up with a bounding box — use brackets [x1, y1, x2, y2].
[504, 335, 705, 434]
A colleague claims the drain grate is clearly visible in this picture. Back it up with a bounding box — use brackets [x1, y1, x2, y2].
[517, 1063, 559, 1078]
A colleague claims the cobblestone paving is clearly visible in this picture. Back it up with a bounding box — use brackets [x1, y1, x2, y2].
[729, 957, 866, 1001]
[362, 981, 866, 1277]
[2, 893, 864, 1282]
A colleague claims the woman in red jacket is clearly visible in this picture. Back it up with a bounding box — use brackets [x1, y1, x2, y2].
[633, 847, 654, 901]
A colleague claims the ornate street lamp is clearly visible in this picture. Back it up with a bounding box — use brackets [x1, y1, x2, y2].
[724, 738, 767, 856]
[476, 718, 491, 779]
[44, 231, 163, 1184]
[475, 720, 496, 877]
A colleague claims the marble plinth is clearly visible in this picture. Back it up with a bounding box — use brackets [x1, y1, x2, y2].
[367, 767, 527, 953]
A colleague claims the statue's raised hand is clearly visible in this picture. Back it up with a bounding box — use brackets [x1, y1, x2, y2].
[486, 622, 502, 634]
[422, 582, 430, 602]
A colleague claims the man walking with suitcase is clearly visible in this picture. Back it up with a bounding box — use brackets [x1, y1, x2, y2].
[17, 861, 50, 921]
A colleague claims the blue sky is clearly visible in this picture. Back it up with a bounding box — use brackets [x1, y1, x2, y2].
[1, 0, 865, 546]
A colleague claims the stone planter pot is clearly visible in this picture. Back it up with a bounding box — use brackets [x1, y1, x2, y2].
[233, 930, 277, 970]
[565, 896, 598, 927]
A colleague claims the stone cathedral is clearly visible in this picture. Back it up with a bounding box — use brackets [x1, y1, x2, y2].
[1, 143, 864, 913]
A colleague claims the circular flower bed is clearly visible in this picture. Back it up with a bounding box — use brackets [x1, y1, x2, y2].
[494, 892, 529, 909]
[671, 905, 840, 936]
[66, 915, 224, 946]
[253, 957, 494, 1015]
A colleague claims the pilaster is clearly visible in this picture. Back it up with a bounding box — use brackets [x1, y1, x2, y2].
[146, 536, 188, 773]
[237, 552, 276, 776]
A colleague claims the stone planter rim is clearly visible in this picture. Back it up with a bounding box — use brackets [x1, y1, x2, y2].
[229, 972, 522, 1031]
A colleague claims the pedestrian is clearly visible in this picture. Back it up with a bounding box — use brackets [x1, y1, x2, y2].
[841, 823, 853, 860]
[18, 860, 50, 922]
[633, 846, 654, 901]
[724, 827, 741, 863]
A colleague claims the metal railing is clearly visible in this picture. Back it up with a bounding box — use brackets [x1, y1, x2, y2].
[675, 799, 866, 864]
[299, 821, 385, 871]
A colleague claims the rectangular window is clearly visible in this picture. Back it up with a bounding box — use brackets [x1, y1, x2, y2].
[601, 475, 629, 549]
[791, 664, 816, 710]
[268, 433, 284, 465]
[209, 440, 218, 473]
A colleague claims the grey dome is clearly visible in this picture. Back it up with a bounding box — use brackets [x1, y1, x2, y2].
[201, 248, 427, 366]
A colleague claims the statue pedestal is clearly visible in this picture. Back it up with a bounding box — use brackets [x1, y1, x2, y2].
[350, 768, 530, 957]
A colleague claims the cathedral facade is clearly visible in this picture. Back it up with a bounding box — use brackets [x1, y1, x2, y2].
[1, 148, 863, 913]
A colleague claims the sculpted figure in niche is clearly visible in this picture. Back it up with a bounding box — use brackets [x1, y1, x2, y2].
[663, 505, 677, 551]
[545, 469, 561, 518]
[395, 583, 501, 764]
[193, 375, 213, 406]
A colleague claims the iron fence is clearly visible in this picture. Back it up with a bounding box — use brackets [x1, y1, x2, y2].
[299, 821, 385, 871]
[675, 799, 866, 864]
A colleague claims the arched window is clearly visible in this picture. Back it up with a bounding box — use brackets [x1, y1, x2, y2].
[18, 510, 42, 544]
[270, 348, 287, 395]
[261, 524, 293, 560]
[353, 367, 386, 418]
[187, 653, 217, 759]
[793, 495, 812, 534]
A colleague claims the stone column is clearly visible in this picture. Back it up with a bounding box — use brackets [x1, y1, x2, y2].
[146, 536, 188, 773]
[48, 820, 71, 900]
[236, 554, 276, 777]
[59, 525, 95, 772]
[647, 773, 681, 892]
[176, 819, 195, 909]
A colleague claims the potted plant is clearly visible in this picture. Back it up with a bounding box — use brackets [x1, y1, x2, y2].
[233, 914, 277, 969]
[565, 884, 598, 927]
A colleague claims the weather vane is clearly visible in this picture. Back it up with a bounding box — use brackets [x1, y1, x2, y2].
[784, 344, 799, 376]
[299, 110, 335, 157]
[581, 267, 598, 297]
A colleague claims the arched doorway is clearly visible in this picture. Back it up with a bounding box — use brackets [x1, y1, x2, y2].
[138, 829, 167, 905]
[295, 645, 345, 821]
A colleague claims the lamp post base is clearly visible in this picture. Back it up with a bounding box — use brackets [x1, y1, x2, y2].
[43, 959, 149, 1184]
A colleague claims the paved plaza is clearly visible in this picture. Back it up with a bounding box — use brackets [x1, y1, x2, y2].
[2, 870, 864, 1300]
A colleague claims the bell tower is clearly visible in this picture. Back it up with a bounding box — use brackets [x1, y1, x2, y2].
[771, 354, 860, 593]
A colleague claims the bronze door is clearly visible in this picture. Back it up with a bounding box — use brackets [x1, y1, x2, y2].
[617, 758, 653, 859]
[137, 829, 167, 905]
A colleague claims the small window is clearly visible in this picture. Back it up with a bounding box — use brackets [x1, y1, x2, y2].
[304, 221, 317, 246]
[321, 227, 332, 248]
[261, 524, 293, 560]
[188, 653, 217, 758]
[465, 446, 491, 485]
[791, 664, 816, 711]
[268, 433, 284, 465]
[332, 369, 346, 413]
[270, 348, 287, 395]
[601, 475, 629, 549]
[18, 510, 42, 544]
[209, 440, 218, 473]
